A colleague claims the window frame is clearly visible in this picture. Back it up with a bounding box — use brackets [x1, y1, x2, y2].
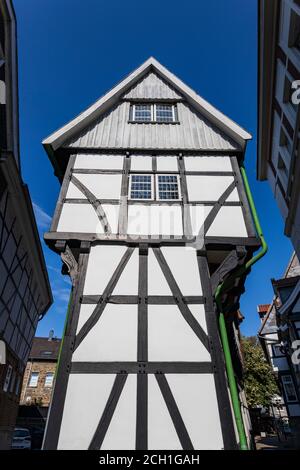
[132, 103, 152, 122]
[28, 372, 39, 388]
[130, 103, 178, 123]
[154, 104, 176, 123]
[156, 174, 181, 201]
[281, 374, 298, 403]
[128, 174, 154, 201]
[129, 173, 181, 202]
[44, 372, 54, 388]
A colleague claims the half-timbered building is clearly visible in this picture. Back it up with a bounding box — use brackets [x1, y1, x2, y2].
[42, 58, 260, 450]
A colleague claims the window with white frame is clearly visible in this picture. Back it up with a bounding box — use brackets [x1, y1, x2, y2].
[129, 174, 180, 201]
[29, 372, 39, 388]
[282, 375, 297, 402]
[132, 104, 152, 122]
[157, 175, 180, 200]
[131, 103, 177, 123]
[129, 174, 153, 199]
[44, 372, 54, 388]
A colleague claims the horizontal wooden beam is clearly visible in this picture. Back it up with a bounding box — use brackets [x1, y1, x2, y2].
[71, 361, 213, 374]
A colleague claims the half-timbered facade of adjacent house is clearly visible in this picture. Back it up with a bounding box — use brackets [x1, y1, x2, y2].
[42, 58, 260, 450]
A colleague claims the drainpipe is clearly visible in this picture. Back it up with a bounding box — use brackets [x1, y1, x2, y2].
[215, 163, 268, 450]
[55, 289, 73, 379]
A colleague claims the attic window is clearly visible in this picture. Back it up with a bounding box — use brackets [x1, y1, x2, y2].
[130, 103, 177, 123]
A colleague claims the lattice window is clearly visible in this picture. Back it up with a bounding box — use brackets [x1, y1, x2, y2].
[133, 104, 151, 122]
[157, 175, 180, 200]
[131, 103, 177, 123]
[282, 375, 297, 402]
[129, 174, 153, 200]
[155, 104, 175, 122]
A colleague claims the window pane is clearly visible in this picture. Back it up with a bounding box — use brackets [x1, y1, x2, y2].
[134, 104, 151, 122]
[130, 175, 152, 199]
[45, 372, 54, 387]
[29, 372, 39, 387]
[158, 175, 179, 200]
[282, 375, 297, 402]
[156, 104, 174, 122]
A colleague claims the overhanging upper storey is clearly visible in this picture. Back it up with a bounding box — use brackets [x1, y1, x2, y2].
[42, 57, 252, 179]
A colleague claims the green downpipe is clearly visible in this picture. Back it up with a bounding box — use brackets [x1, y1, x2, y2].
[215, 164, 268, 450]
[54, 289, 73, 379]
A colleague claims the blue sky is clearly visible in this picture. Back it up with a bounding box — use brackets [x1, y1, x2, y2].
[14, 0, 293, 338]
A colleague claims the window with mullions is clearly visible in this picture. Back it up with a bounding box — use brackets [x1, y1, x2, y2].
[131, 103, 177, 123]
[133, 104, 152, 122]
[129, 174, 153, 199]
[156, 104, 175, 122]
[157, 175, 180, 200]
[129, 174, 180, 201]
[282, 375, 298, 402]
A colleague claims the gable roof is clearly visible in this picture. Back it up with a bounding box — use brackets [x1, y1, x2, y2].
[29, 336, 61, 361]
[43, 57, 251, 169]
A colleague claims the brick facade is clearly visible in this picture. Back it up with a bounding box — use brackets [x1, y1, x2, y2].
[19, 337, 61, 407]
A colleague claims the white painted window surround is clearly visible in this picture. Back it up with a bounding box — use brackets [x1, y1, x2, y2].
[129, 174, 180, 201]
[131, 103, 177, 123]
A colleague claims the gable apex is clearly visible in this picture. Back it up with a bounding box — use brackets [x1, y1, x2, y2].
[123, 70, 183, 100]
[43, 57, 251, 174]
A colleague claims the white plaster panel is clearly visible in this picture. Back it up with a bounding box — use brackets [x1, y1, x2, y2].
[65, 181, 88, 199]
[84, 245, 127, 295]
[166, 374, 223, 449]
[184, 156, 232, 172]
[73, 304, 137, 362]
[57, 374, 115, 449]
[112, 248, 139, 295]
[127, 204, 183, 236]
[74, 154, 124, 169]
[102, 204, 119, 233]
[190, 205, 248, 238]
[188, 304, 207, 334]
[186, 175, 239, 202]
[57, 204, 104, 233]
[71, 174, 122, 199]
[130, 155, 152, 171]
[101, 374, 137, 450]
[148, 248, 172, 295]
[148, 374, 181, 450]
[156, 156, 179, 172]
[148, 305, 210, 361]
[161, 247, 203, 296]
[76, 304, 95, 333]
[207, 206, 248, 237]
[56, 203, 119, 234]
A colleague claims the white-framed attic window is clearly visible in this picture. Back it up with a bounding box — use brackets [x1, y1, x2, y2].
[130, 103, 177, 123]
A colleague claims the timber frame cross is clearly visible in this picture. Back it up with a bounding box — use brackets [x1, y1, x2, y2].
[43, 240, 246, 450]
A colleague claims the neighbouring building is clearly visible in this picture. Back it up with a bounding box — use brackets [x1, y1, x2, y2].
[20, 333, 61, 407]
[0, 0, 52, 449]
[41, 57, 261, 450]
[258, 253, 300, 447]
[258, 0, 300, 256]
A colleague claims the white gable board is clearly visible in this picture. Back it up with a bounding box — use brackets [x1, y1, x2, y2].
[65, 101, 240, 151]
[123, 71, 182, 100]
